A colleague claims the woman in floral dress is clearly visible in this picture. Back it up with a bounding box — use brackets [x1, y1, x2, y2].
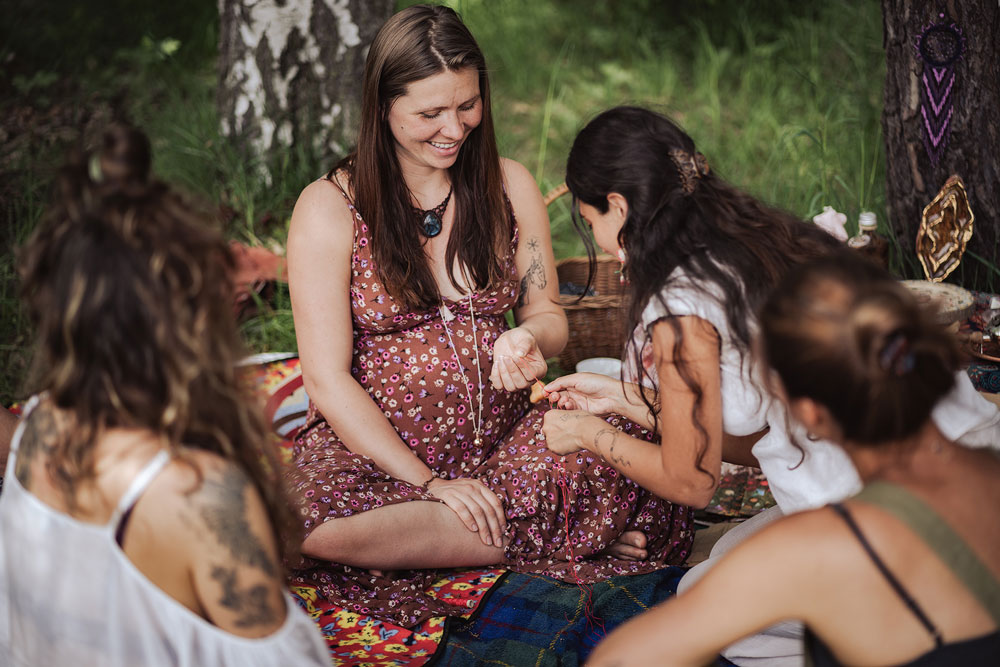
[285, 5, 693, 626]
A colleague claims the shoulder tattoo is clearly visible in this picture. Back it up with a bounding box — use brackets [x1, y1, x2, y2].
[197, 466, 277, 576]
[210, 565, 279, 628]
[15, 407, 58, 489]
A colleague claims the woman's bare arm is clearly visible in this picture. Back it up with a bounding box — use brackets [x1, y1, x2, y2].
[544, 316, 724, 507]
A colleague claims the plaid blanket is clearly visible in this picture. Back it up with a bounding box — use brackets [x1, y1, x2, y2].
[430, 567, 688, 666]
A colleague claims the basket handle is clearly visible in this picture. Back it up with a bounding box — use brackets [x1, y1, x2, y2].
[542, 182, 569, 207]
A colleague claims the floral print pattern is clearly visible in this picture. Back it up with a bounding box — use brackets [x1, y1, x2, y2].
[287, 186, 693, 626]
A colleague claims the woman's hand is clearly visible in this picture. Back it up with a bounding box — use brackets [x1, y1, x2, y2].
[543, 372, 625, 415]
[542, 409, 603, 456]
[490, 327, 547, 392]
[426, 477, 506, 547]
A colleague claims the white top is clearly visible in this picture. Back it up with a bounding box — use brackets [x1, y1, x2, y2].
[631, 270, 1000, 513]
[0, 397, 330, 667]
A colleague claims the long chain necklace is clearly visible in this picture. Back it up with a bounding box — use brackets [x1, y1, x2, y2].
[439, 293, 485, 446]
[413, 186, 452, 238]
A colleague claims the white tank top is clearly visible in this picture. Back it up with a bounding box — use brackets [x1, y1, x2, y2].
[0, 397, 330, 667]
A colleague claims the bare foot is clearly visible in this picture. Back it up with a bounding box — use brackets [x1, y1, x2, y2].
[603, 530, 648, 560]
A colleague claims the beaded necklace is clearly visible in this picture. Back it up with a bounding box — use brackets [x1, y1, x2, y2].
[439, 293, 485, 446]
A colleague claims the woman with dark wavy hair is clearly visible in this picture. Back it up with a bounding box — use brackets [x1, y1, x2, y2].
[286, 8, 693, 627]
[587, 254, 1000, 666]
[544, 106, 1000, 664]
[1, 125, 329, 665]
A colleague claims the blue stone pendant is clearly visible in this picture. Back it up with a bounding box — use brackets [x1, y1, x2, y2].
[421, 211, 443, 237]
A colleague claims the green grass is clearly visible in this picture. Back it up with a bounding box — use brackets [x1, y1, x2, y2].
[0, 0, 912, 404]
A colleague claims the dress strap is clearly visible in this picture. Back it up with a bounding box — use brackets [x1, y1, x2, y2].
[855, 481, 1000, 625]
[109, 449, 171, 530]
[8, 394, 42, 457]
[831, 502, 943, 647]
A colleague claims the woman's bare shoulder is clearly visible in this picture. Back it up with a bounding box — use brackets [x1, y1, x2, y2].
[290, 174, 355, 236]
[146, 449, 288, 635]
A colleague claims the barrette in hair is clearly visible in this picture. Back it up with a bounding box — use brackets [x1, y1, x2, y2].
[879, 332, 915, 376]
[669, 149, 710, 194]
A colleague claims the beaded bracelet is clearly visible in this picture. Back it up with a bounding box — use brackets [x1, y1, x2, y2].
[420, 473, 437, 490]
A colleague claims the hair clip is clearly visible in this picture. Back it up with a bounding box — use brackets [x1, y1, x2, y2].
[879, 332, 915, 376]
[669, 149, 710, 194]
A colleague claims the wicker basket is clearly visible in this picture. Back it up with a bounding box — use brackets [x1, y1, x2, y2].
[556, 255, 627, 371]
[542, 183, 629, 371]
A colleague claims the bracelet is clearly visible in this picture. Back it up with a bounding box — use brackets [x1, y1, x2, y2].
[420, 473, 437, 490]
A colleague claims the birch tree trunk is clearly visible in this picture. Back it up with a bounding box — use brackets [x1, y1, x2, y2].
[881, 0, 1000, 289]
[217, 0, 393, 166]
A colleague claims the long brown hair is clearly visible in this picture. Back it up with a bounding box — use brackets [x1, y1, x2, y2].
[566, 107, 840, 479]
[331, 3, 510, 310]
[18, 124, 299, 562]
[760, 255, 960, 445]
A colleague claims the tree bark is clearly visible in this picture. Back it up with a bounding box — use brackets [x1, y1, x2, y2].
[881, 0, 1000, 289]
[217, 0, 394, 166]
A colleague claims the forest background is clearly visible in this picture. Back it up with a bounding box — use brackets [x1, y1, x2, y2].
[1, 0, 888, 405]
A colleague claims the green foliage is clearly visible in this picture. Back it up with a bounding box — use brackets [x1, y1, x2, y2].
[2, 0, 957, 403]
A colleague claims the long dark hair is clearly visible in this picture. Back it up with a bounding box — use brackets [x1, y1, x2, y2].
[18, 124, 299, 563]
[566, 106, 839, 477]
[761, 255, 959, 445]
[330, 3, 510, 310]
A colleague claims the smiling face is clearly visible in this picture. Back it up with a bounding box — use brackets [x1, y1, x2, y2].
[387, 67, 482, 174]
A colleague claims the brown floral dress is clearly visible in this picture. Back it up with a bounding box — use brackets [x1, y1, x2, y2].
[287, 188, 694, 626]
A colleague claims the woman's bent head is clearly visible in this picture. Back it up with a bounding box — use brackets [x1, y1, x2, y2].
[760, 255, 960, 446]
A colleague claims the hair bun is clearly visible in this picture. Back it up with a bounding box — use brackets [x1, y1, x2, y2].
[97, 124, 151, 185]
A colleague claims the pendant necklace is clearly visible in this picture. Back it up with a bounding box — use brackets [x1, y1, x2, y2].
[440, 293, 485, 446]
[413, 186, 452, 238]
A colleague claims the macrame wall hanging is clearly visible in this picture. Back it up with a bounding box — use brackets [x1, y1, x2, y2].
[915, 14, 965, 165]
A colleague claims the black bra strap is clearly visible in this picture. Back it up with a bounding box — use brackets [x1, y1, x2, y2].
[831, 503, 944, 648]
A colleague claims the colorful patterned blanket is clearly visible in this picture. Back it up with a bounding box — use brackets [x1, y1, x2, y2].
[246, 357, 505, 666]
[245, 356, 765, 665]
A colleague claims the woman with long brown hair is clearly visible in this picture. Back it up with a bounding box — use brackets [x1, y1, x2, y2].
[286, 6, 693, 627]
[587, 254, 1000, 666]
[0, 125, 329, 665]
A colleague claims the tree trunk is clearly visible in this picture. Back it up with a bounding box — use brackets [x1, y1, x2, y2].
[217, 0, 394, 167]
[881, 0, 1000, 290]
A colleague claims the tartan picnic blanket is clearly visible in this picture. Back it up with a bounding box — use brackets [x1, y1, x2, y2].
[430, 567, 687, 666]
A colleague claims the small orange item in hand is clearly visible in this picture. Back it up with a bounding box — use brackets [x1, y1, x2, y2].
[529, 380, 548, 404]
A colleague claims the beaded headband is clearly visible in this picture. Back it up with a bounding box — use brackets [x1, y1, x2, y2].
[669, 149, 710, 194]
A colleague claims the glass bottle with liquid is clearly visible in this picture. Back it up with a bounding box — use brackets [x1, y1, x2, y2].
[846, 211, 889, 268]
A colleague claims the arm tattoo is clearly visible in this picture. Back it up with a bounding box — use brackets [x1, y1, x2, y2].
[198, 467, 277, 576]
[210, 565, 278, 628]
[594, 428, 631, 468]
[15, 407, 58, 489]
[516, 239, 548, 308]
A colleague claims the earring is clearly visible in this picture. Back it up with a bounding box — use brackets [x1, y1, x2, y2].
[616, 247, 627, 284]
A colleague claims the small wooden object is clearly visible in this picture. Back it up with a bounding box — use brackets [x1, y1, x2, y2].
[916, 175, 974, 283]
